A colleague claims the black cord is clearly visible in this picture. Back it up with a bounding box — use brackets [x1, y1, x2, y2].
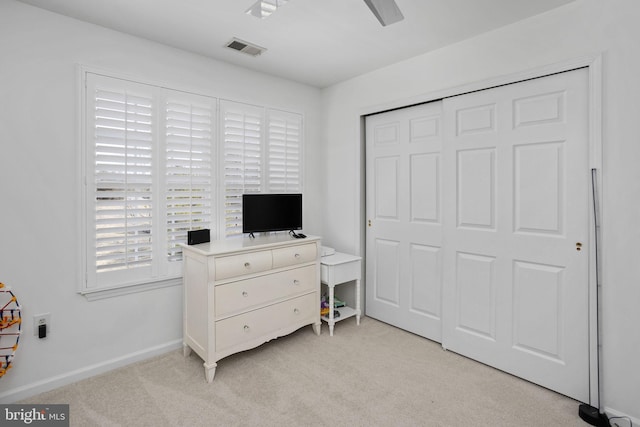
[289, 230, 307, 238]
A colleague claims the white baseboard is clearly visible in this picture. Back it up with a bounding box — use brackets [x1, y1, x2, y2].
[605, 407, 640, 427]
[0, 339, 183, 404]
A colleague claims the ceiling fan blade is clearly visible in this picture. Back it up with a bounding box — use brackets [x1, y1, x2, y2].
[363, 0, 404, 27]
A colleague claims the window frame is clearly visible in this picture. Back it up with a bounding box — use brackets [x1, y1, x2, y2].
[85, 74, 158, 291]
[78, 67, 304, 300]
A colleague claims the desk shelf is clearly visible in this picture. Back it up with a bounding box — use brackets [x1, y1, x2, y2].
[321, 306, 358, 323]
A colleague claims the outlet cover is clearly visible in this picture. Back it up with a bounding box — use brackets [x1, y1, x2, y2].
[33, 313, 51, 336]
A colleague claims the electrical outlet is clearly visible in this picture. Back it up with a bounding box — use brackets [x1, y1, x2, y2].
[33, 313, 51, 337]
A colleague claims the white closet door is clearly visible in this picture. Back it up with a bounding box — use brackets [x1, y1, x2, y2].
[441, 68, 590, 401]
[365, 102, 444, 342]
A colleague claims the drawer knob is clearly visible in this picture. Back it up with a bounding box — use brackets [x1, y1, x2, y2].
[294, 253, 300, 259]
[293, 280, 300, 286]
[294, 308, 300, 314]
[244, 262, 251, 268]
[243, 325, 250, 332]
[242, 291, 248, 297]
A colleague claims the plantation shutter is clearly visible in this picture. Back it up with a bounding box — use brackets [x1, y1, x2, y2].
[165, 93, 215, 264]
[221, 101, 264, 237]
[267, 110, 302, 192]
[83, 71, 303, 293]
[87, 75, 155, 287]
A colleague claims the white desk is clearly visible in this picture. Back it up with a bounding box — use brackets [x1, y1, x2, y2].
[320, 252, 362, 336]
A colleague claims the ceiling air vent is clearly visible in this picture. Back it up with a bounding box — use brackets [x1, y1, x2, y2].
[225, 38, 266, 57]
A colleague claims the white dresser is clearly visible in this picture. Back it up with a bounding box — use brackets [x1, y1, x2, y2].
[180, 234, 321, 382]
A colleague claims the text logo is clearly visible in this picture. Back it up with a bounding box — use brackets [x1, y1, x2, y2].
[1, 405, 69, 426]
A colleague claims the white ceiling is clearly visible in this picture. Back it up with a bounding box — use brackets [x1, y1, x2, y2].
[16, 0, 575, 88]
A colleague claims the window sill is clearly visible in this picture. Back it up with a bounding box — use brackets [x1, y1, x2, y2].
[79, 277, 182, 301]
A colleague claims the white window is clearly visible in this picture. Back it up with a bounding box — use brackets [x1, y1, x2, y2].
[165, 94, 215, 274]
[267, 109, 302, 193]
[221, 101, 264, 237]
[83, 73, 216, 295]
[221, 101, 303, 238]
[82, 72, 303, 297]
[85, 76, 157, 291]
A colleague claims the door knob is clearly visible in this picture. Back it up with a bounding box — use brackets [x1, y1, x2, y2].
[576, 242, 583, 251]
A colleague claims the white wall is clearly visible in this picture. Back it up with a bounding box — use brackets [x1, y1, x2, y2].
[321, 0, 640, 421]
[0, 0, 322, 401]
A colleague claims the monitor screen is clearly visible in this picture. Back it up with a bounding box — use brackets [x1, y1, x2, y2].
[242, 193, 302, 234]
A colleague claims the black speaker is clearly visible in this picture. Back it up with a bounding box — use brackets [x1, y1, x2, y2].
[188, 229, 210, 245]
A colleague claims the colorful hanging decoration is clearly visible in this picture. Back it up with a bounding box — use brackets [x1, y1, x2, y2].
[0, 282, 21, 378]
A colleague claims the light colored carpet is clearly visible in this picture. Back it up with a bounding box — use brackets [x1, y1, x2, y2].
[20, 317, 585, 426]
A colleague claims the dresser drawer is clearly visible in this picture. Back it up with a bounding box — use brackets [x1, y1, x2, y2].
[272, 243, 317, 269]
[215, 293, 317, 351]
[215, 250, 272, 280]
[215, 265, 316, 317]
